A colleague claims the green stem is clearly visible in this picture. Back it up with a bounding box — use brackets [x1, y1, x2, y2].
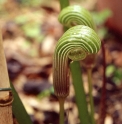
[59, 0, 69, 10]
[87, 68, 95, 124]
[59, 0, 69, 31]
[70, 61, 90, 124]
[59, 98, 65, 124]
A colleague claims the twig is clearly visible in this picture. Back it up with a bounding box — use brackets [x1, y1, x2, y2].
[98, 41, 107, 124]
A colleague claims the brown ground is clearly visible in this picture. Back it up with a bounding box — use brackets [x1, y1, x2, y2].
[1, 0, 122, 124]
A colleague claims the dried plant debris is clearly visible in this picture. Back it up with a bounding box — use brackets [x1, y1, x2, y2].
[1, 0, 122, 124]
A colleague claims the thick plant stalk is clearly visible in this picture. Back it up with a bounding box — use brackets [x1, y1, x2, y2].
[70, 61, 90, 124]
[59, 98, 65, 124]
[0, 31, 13, 123]
[59, 0, 69, 10]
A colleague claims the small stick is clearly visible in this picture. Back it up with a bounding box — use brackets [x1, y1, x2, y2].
[97, 41, 106, 124]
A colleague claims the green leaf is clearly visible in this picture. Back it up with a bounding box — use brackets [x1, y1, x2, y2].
[15, 15, 30, 25]
[92, 9, 112, 26]
[113, 69, 122, 85]
[106, 65, 116, 77]
[22, 22, 40, 38]
[11, 83, 33, 124]
[20, 0, 43, 7]
[37, 87, 54, 99]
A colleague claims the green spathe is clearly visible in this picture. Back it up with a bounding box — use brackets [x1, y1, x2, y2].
[58, 5, 95, 29]
[53, 25, 101, 98]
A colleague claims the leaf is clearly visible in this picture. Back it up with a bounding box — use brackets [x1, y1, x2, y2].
[11, 82, 33, 124]
[22, 22, 41, 38]
[37, 87, 54, 99]
[113, 69, 122, 85]
[20, 0, 43, 7]
[106, 65, 116, 77]
[14, 15, 30, 25]
[92, 9, 112, 26]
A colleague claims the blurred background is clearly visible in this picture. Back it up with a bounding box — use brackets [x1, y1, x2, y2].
[1, 0, 122, 124]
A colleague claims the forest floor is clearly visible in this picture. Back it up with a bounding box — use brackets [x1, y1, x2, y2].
[1, 0, 122, 124]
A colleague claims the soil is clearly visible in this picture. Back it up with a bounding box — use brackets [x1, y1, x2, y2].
[1, 0, 122, 124]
